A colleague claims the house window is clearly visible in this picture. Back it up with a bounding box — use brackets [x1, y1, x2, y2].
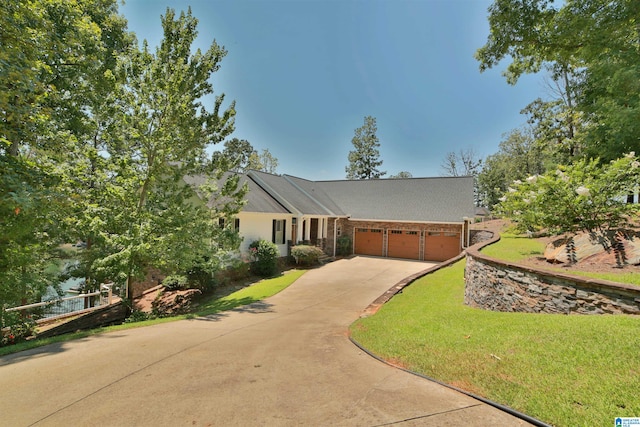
[272, 219, 286, 245]
[219, 218, 240, 232]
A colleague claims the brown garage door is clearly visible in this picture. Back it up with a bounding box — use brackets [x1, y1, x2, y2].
[387, 230, 420, 260]
[354, 228, 383, 256]
[424, 231, 460, 262]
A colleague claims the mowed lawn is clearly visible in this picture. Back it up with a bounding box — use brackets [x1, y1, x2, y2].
[350, 255, 640, 427]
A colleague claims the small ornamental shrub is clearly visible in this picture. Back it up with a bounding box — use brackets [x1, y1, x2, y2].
[248, 239, 280, 277]
[336, 235, 352, 256]
[124, 309, 156, 323]
[0, 311, 37, 347]
[187, 267, 216, 293]
[162, 275, 188, 291]
[291, 245, 325, 266]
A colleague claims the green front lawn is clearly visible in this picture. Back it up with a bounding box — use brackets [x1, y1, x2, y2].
[350, 261, 640, 427]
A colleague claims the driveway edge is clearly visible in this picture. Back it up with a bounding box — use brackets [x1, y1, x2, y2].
[353, 244, 552, 427]
[348, 335, 551, 427]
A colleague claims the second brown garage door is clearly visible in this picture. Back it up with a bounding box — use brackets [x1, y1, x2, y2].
[424, 231, 460, 262]
[387, 230, 420, 260]
[354, 228, 383, 256]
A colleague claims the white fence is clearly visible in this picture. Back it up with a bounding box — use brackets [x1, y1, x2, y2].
[4, 284, 114, 323]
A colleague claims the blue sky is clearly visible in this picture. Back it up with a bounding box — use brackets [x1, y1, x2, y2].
[121, 0, 544, 180]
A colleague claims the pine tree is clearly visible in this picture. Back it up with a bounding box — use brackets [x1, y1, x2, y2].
[345, 116, 386, 179]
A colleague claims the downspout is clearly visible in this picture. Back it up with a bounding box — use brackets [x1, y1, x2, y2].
[333, 218, 338, 257]
[462, 217, 470, 248]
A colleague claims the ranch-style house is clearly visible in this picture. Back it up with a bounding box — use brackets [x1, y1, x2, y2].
[188, 170, 476, 262]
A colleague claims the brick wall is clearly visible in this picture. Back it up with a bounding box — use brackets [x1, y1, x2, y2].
[328, 218, 464, 258]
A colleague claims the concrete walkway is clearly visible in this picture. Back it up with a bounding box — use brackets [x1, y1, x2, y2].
[0, 257, 532, 426]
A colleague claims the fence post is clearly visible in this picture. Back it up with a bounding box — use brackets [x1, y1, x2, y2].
[101, 282, 114, 305]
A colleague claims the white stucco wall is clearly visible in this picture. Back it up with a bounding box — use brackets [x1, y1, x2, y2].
[237, 212, 293, 257]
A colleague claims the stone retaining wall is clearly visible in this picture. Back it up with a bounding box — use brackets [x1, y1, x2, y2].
[464, 241, 640, 315]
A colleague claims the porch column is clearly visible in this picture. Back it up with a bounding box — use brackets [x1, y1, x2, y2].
[295, 216, 303, 244]
[303, 218, 310, 242]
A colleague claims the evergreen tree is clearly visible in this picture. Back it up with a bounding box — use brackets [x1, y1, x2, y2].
[345, 116, 385, 179]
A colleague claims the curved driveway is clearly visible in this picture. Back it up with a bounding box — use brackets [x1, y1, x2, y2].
[1, 257, 531, 426]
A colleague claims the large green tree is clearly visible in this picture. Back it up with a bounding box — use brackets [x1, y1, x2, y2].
[345, 116, 386, 180]
[0, 0, 128, 306]
[96, 8, 242, 296]
[476, 0, 640, 162]
[1, 3, 246, 307]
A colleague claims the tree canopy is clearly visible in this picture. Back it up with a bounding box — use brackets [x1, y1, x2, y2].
[212, 138, 279, 174]
[476, 0, 640, 162]
[0, 2, 245, 306]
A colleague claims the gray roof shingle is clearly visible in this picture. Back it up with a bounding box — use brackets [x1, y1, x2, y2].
[184, 173, 290, 214]
[315, 176, 476, 223]
[187, 171, 475, 223]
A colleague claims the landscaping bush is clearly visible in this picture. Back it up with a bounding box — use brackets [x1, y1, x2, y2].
[248, 239, 280, 277]
[0, 311, 37, 347]
[336, 235, 352, 256]
[291, 245, 325, 265]
[162, 275, 188, 291]
[187, 266, 217, 293]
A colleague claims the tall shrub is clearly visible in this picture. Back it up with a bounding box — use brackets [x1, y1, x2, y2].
[248, 240, 279, 277]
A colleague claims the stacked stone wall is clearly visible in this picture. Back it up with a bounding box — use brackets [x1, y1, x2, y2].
[464, 250, 640, 315]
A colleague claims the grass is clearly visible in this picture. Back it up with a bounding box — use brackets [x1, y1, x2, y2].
[0, 269, 306, 357]
[195, 269, 307, 316]
[350, 261, 640, 427]
[479, 233, 546, 262]
[481, 234, 640, 286]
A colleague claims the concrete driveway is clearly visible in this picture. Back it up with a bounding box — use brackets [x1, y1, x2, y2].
[0, 256, 532, 426]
